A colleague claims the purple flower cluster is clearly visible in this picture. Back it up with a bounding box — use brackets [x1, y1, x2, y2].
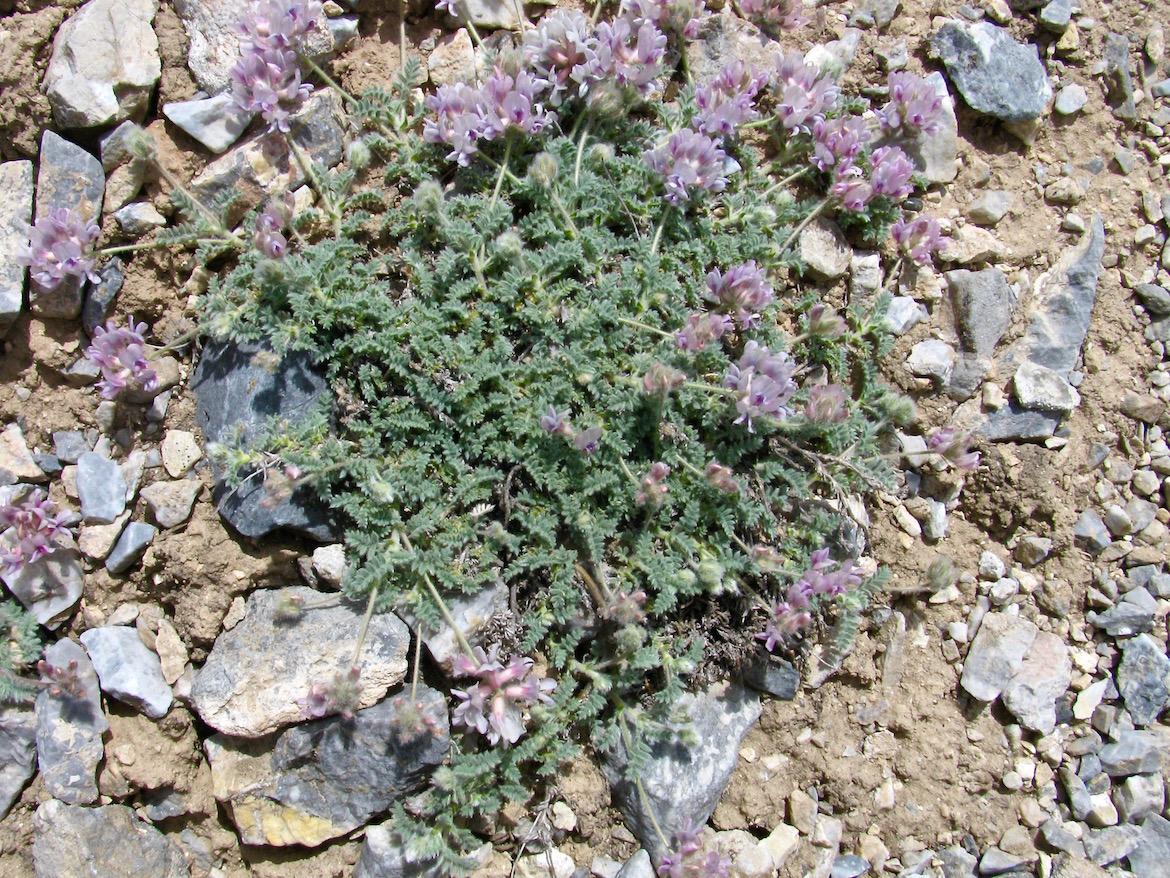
[0, 489, 73, 575]
[878, 71, 945, 137]
[643, 128, 739, 205]
[658, 822, 732, 878]
[575, 18, 668, 101]
[723, 341, 797, 432]
[540, 404, 573, 436]
[694, 62, 769, 139]
[230, 0, 321, 131]
[757, 548, 863, 650]
[255, 192, 295, 258]
[805, 383, 849, 423]
[806, 303, 846, 339]
[926, 427, 980, 470]
[674, 311, 732, 351]
[524, 10, 592, 107]
[773, 52, 839, 134]
[635, 461, 671, 506]
[621, 0, 708, 40]
[830, 142, 916, 211]
[738, 0, 808, 34]
[85, 319, 159, 400]
[38, 658, 87, 700]
[424, 68, 555, 166]
[18, 208, 101, 293]
[891, 214, 947, 264]
[704, 260, 773, 328]
[811, 115, 869, 173]
[297, 665, 362, 720]
[450, 645, 556, 746]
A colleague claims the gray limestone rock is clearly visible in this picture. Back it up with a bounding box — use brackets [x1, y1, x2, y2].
[602, 682, 761, 860]
[162, 93, 255, 154]
[1039, 0, 1072, 31]
[1129, 814, 1170, 877]
[191, 586, 410, 738]
[931, 21, 1053, 122]
[967, 191, 1013, 226]
[35, 130, 105, 220]
[206, 686, 449, 847]
[0, 161, 33, 334]
[616, 850, 655, 878]
[959, 612, 1038, 702]
[1054, 84, 1088, 116]
[113, 203, 167, 236]
[44, 0, 160, 129]
[1102, 33, 1137, 122]
[1116, 634, 1170, 726]
[32, 799, 188, 878]
[0, 706, 37, 819]
[1082, 825, 1140, 866]
[189, 91, 345, 217]
[884, 297, 928, 335]
[105, 522, 156, 574]
[1074, 509, 1112, 555]
[947, 267, 1016, 358]
[174, 0, 334, 96]
[141, 480, 201, 529]
[1001, 631, 1071, 734]
[82, 258, 125, 338]
[743, 650, 801, 700]
[1007, 216, 1105, 379]
[192, 338, 337, 541]
[399, 582, 508, 672]
[799, 218, 852, 281]
[79, 626, 172, 719]
[906, 339, 956, 387]
[34, 638, 108, 805]
[1, 538, 84, 630]
[1049, 854, 1111, 878]
[443, 0, 524, 30]
[1114, 772, 1164, 823]
[77, 451, 127, 523]
[1013, 361, 1080, 413]
[1060, 766, 1093, 821]
[1134, 283, 1170, 317]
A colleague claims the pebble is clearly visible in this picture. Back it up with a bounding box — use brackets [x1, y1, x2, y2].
[1099, 730, 1166, 776]
[967, 191, 1013, 226]
[79, 626, 172, 719]
[829, 854, 869, 878]
[906, 339, 957, 388]
[112, 203, 166, 236]
[1013, 361, 1081, 413]
[105, 522, 156, 574]
[141, 480, 200, 529]
[311, 544, 346, 588]
[1054, 84, 1088, 116]
[160, 430, 202, 478]
[799, 218, 852, 281]
[1074, 509, 1112, 555]
[1116, 635, 1170, 726]
[1113, 773, 1164, 823]
[78, 512, 131, 562]
[0, 424, 46, 486]
[76, 452, 127, 524]
[979, 551, 1007, 581]
[0, 161, 33, 332]
[960, 613, 1039, 702]
[162, 93, 254, 154]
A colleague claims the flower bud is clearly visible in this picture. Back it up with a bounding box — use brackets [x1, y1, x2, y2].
[697, 559, 725, 587]
[494, 231, 524, 260]
[927, 556, 957, 593]
[346, 138, 371, 171]
[415, 179, 445, 216]
[527, 152, 559, 188]
[885, 393, 917, 427]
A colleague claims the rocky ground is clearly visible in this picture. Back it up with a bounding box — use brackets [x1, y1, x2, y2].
[1, 0, 1170, 877]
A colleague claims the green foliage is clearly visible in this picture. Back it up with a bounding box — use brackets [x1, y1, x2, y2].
[192, 29, 938, 870]
[0, 600, 41, 704]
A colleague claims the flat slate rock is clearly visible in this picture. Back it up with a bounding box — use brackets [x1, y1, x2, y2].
[34, 638, 108, 805]
[931, 21, 1052, 122]
[1129, 814, 1170, 877]
[1, 537, 85, 630]
[32, 799, 188, 878]
[0, 706, 37, 819]
[1116, 634, 1170, 726]
[960, 612, 1038, 702]
[80, 626, 172, 719]
[947, 267, 1016, 358]
[192, 337, 339, 541]
[206, 686, 449, 847]
[602, 682, 762, 861]
[36, 130, 104, 220]
[190, 586, 410, 738]
[1001, 630, 1071, 734]
[0, 161, 33, 333]
[162, 93, 254, 154]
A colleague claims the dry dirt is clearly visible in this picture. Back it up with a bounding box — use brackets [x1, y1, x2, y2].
[0, 0, 1167, 875]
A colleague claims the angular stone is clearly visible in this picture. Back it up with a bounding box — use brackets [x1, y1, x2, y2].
[1099, 730, 1167, 776]
[1, 539, 84, 630]
[1082, 824, 1139, 864]
[206, 686, 449, 847]
[82, 258, 125, 338]
[105, 522, 156, 574]
[1129, 814, 1170, 877]
[940, 223, 1007, 265]
[616, 850, 655, 878]
[188, 91, 346, 218]
[77, 511, 131, 562]
[948, 267, 1015, 358]
[1134, 283, 1170, 317]
[191, 586, 410, 737]
[77, 451, 127, 523]
[310, 544, 346, 588]
[685, 13, 782, 87]
[602, 682, 761, 860]
[192, 338, 338, 541]
[1004, 216, 1105, 378]
[1054, 84, 1088, 116]
[1102, 32, 1137, 122]
[743, 651, 801, 700]
[44, 0, 160, 129]
[967, 191, 1014, 226]
[173, 0, 334, 96]
[1116, 634, 1170, 726]
[1120, 392, 1166, 424]
[162, 93, 254, 154]
[1001, 631, 1071, 734]
[34, 639, 108, 805]
[443, 0, 523, 30]
[141, 479, 201, 529]
[1114, 772, 1164, 823]
[1050, 854, 1110, 878]
[906, 339, 956, 387]
[0, 161, 33, 334]
[354, 824, 442, 878]
[884, 296, 927, 335]
[35, 130, 104, 220]
[931, 21, 1053, 122]
[0, 706, 36, 819]
[400, 583, 508, 672]
[960, 612, 1038, 702]
[799, 218, 852, 281]
[32, 800, 188, 878]
[80, 626, 172, 719]
[1013, 361, 1080, 413]
[1060, 765, 1092, 821]
[112, 203, 166, 236]
[1074, 509, 1112, 555]
[875, 72, 959, 184]
[0, 424, 46, 485]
